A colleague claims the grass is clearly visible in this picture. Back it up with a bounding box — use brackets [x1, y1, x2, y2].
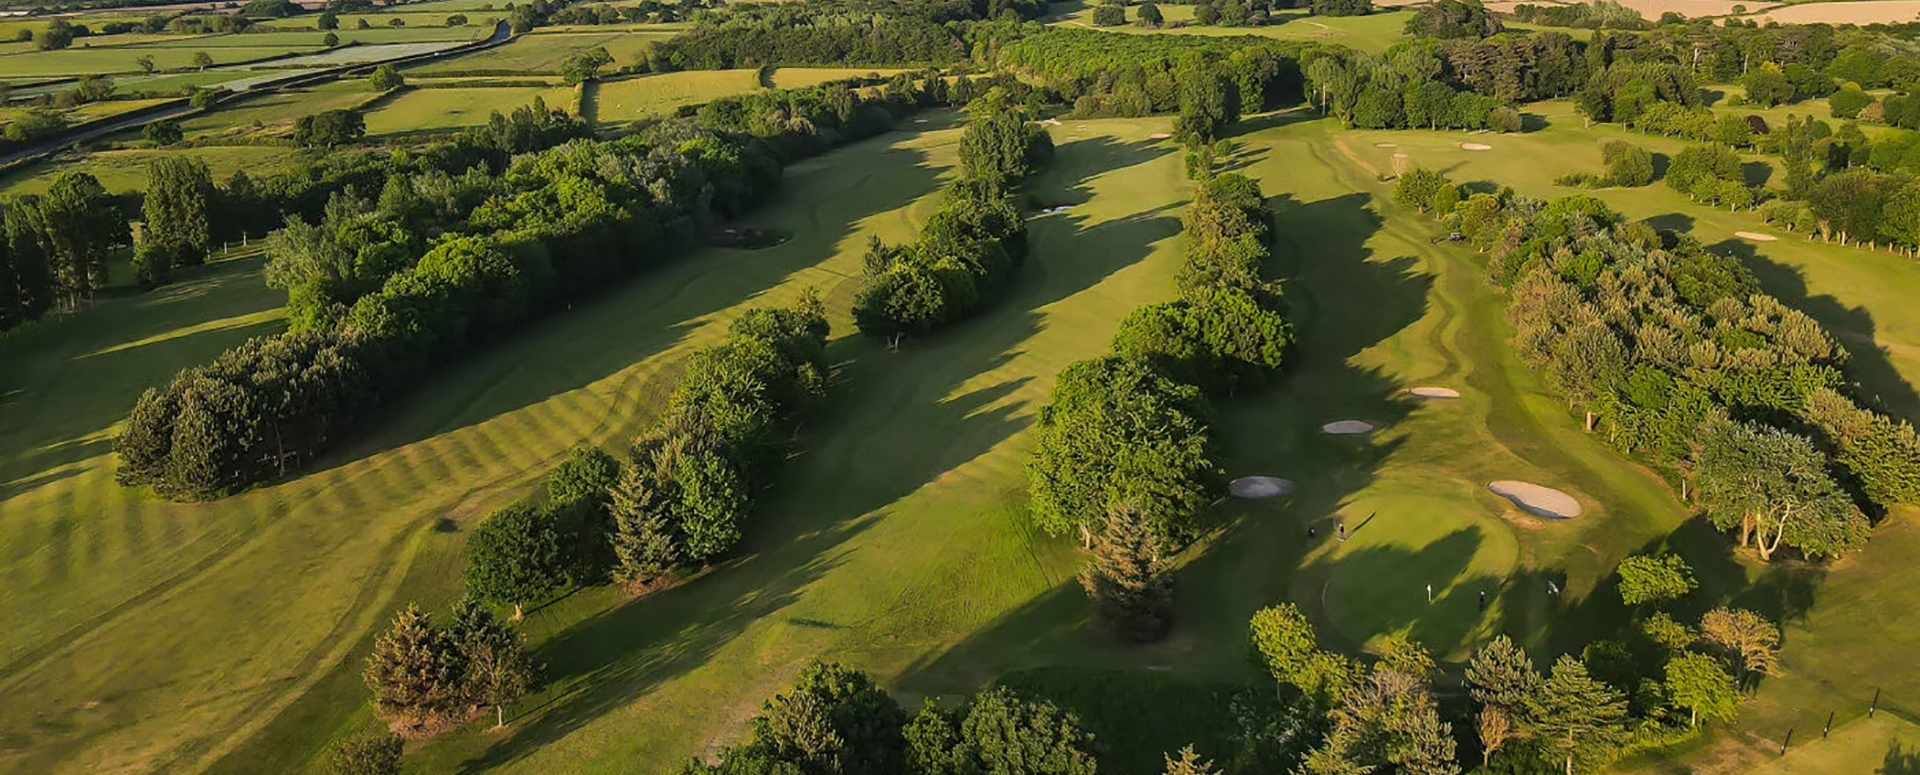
[0, 98, 173, 126]
[0, 146, 302, 196]
[361, 84, 581, 135]
[1043, 2, 1415, 53]
[0, 43, 323, 78]
[586, 70, 760, 123]
[769, 67, 906, 90]
[410, 29, 679, 74]
[176, 79, 387, 140]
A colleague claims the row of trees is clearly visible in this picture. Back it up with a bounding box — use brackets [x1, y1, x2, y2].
[0, 172, 128, 334]
[1404, 174, 1918, 560]
[1303, 44, 1520, 131]
[991, 26, 1303, 121]
[113, 119, 781, 499]
[361, 600, 540, 735]
[852, 90, 1053, 340]
[1028, 171, 1292, 642]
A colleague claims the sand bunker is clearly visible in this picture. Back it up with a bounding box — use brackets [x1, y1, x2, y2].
[1410, 386, 1460, 399]
[1230, 476, 1296, 499]
[1374, 142, 1398, 148]
[1322, 420, 1376, 434]
[1148, 132, 1172, 140]
[1460, 142, 1493, 151]
[1489, 480, 1582, 519]
[1735, 231, 1778, 242]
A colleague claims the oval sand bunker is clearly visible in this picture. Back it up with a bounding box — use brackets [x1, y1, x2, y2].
[1410, 386, 1460, 399]
[1322, 420, 1376, 434]
[1148, 132, 1172, 140]
[1489, 480, 1582, 519]
[1374, 142, 1398, 148]
[1460, 142, 1493, 151]
[1230, 476, 1296, 499]
[1735, 231, 1778, 242]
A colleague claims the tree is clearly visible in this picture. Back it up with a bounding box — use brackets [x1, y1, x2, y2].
[447, 13, 469, 26]
[1664, 652, 1739, 727]
[38, 19, 75, 50]
[1830, 85, 1872, 119]
[136, 54, 156, 74]
[1080, 502, 1174, 643]
[959, 687, 1099, 775]
[143, 156, 217, 267]
[143, 119, 183, 146]
[1695, 419, 1869, 562]
[1312, 0, 1373, 16]
[745, 661, 907, 775]
[1811, 168, 1884, 245]
[1641, 611, 1695, 653]
[1174, 60, 1240, 145]
[463, 503, 571, 619]
[294, 109, 366, 148]
[451, 599, 540, 728]
[1474, 707, 1515, 768]
[1164, 746, 1218, 775]
[1250, 603, 1355, 709]
[1394, 167, 1448, 212]
[1742, 62, 1792, 107]
[1601, 140, 1654, 186]
[1465, 635, 1542, 719]
[1092, 2, 1126, 26]
[192, 51, 215, 70]
[561, 46, 614, 85]
[1303, 645, 1458, 775]
[30, 172, 127, 309]
[327, 734, 402, 775]
[363, 605, 464, 722]
[1527, 656, 1629, 775]
[1615, 552, 1696, 606]
[324, 31, 340, 47]
[1137, 2, 1164, 26]
[369, 64, 404, 91]
[319, 10, 340, 29]
[1698, 607, 1781, 679]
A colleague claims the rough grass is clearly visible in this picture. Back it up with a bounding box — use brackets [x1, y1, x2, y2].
[587, 70, 760, 123]
[768, 67, 906, 90]
[176, 78, 387, 140]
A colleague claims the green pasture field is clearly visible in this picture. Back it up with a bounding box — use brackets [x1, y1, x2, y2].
[329, 11, 503, 30]
[0, 97, 172, 126]
[361, 83, 579, 135]
[176, 26, 489, 46]
[768, 66, 906, 89]
[409, 28, 676, 73]
[0, 43, 322, 77]
[0, 145, 301, 197]
[587, 69, 758, 123]
[175, 78, 385, 140]
[1044, 1, 1415, 52]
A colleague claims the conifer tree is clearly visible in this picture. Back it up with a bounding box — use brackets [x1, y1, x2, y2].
[363, 605, 464, 722]
[1080, 502, 1174, 643]
[1527, 656, 1628, 775]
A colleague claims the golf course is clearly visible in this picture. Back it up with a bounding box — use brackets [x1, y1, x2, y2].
[8, 0, 1920, 772]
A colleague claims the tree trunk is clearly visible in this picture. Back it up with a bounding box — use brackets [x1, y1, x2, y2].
[513, 602, 525, 620]
[1691, 706, 1698, 727]
[497, 704, 505, 728]
[1079, 523, 1092, 549]
[1584, 410, 1595, 432]
[1759, 503, 1794, 562]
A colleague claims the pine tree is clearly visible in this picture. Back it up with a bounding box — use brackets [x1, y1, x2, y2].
[1465, 635, 1543, 720]
[1080, 502, 1174, 643]
[1163, 745, 1218, 775]
[1527, 656, 1628, 775]
[449, 599, 541, 728]
[363, 605, 465, 722]
[608, 457, 681, 584]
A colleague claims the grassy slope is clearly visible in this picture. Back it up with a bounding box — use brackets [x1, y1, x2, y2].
[0, 146, 302, 197]
[0, 116, 961, 775]
[361, 84, 580, 135]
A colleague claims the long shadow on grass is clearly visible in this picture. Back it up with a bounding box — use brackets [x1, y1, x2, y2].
[443, 131, 1187, 770]
[895, 189, 1437, 772]
[1712, 237, 1920, 424]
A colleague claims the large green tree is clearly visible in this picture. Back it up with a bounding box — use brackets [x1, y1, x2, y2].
[1526, 656, 1629, 775]
[1080, 502, 1174, 643]
[463, 503, 572, 619]
[143, 155, 217, 269]
[1695, 419, 1869, 562]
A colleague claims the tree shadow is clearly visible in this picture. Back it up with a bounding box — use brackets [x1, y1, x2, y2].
[1644, 211, 1694, 234]
[1743, 161, 1773, 187]
[1522, 112, 1553, 132]
[1885, 742, 1920, 775]
[1710, 238, 1920, 422]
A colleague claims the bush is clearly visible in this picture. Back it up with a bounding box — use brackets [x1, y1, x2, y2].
[1092, 3, 1126, 26]
[1488, 105, 1522, 133]
[1830, 85, 1872, 119]
[1601, 140, 1654, 186]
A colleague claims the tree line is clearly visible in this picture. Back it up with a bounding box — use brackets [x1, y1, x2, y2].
[1400, 171, 1920, 561]
[0, 172, 128, 333]
[992, 27, 1302, 121]
[853, 89, 1053, 340]
[644, 0, 1051, 71]
[1028, 168, 1292, 642]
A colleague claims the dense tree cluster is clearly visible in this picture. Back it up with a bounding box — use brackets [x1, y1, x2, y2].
[1405, 175, 1918, 559]
[1028, 173, 1290, 638]
[0, 171, 128, 333]
[645, 0, 1049, 70]
[993, 27, 1303, 120]
[1402, 0, 1502, 40]
[1507, 0, 1646, 31]
[606, 298, 831, 583]
[697, 70, 1033, 161]
[689, 661, 1099, 775]
[853, 90, 1051, 339]
[362, 599, 540, 735]
[115, 118, 786, 499]
[1301, 38, 1569, 130]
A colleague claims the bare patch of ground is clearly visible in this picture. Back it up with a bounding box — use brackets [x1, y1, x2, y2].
[1735, 231, 1777, 242]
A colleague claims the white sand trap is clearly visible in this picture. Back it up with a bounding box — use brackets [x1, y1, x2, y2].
[1410, 386, 1460, 399]
[1148, 132, 1172, 139]
[1460, 142, 1493, 151]
[1374, 141, 1398, 148]
[1735, 231, 1777, 242]
[912, 118, 929, 123]
[1322, 420, 1376, 434]
[1230, 476, 1296, 499]
[1489, 480, 1582, 519]
[1041, 118, 1063, 126]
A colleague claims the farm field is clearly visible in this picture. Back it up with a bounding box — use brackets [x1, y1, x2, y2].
[768, 66, 905, 89]
[1043, 2, 1418, 53]
[1742, 0, 1920, 23]
[175, 79, 386, 140]
[361, 83, 580, 135]
[0, 43, 323, 78]
[586, 70, 759, 122]
[409, 27, 679, 74]
[0, 146, 302, 197]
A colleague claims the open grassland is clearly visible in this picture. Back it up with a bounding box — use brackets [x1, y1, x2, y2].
[1043, 2, 1415, 53]
[768, 67, 906, 89]
[0, 146, 302, 197]
[0, 43, 324, 78]
[361, 83, 580, 135]
[586, 70, 759, 123]
[411, 28, 677, 74]
[0, 97, 173, 126]
[176, 79, 385, 140]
